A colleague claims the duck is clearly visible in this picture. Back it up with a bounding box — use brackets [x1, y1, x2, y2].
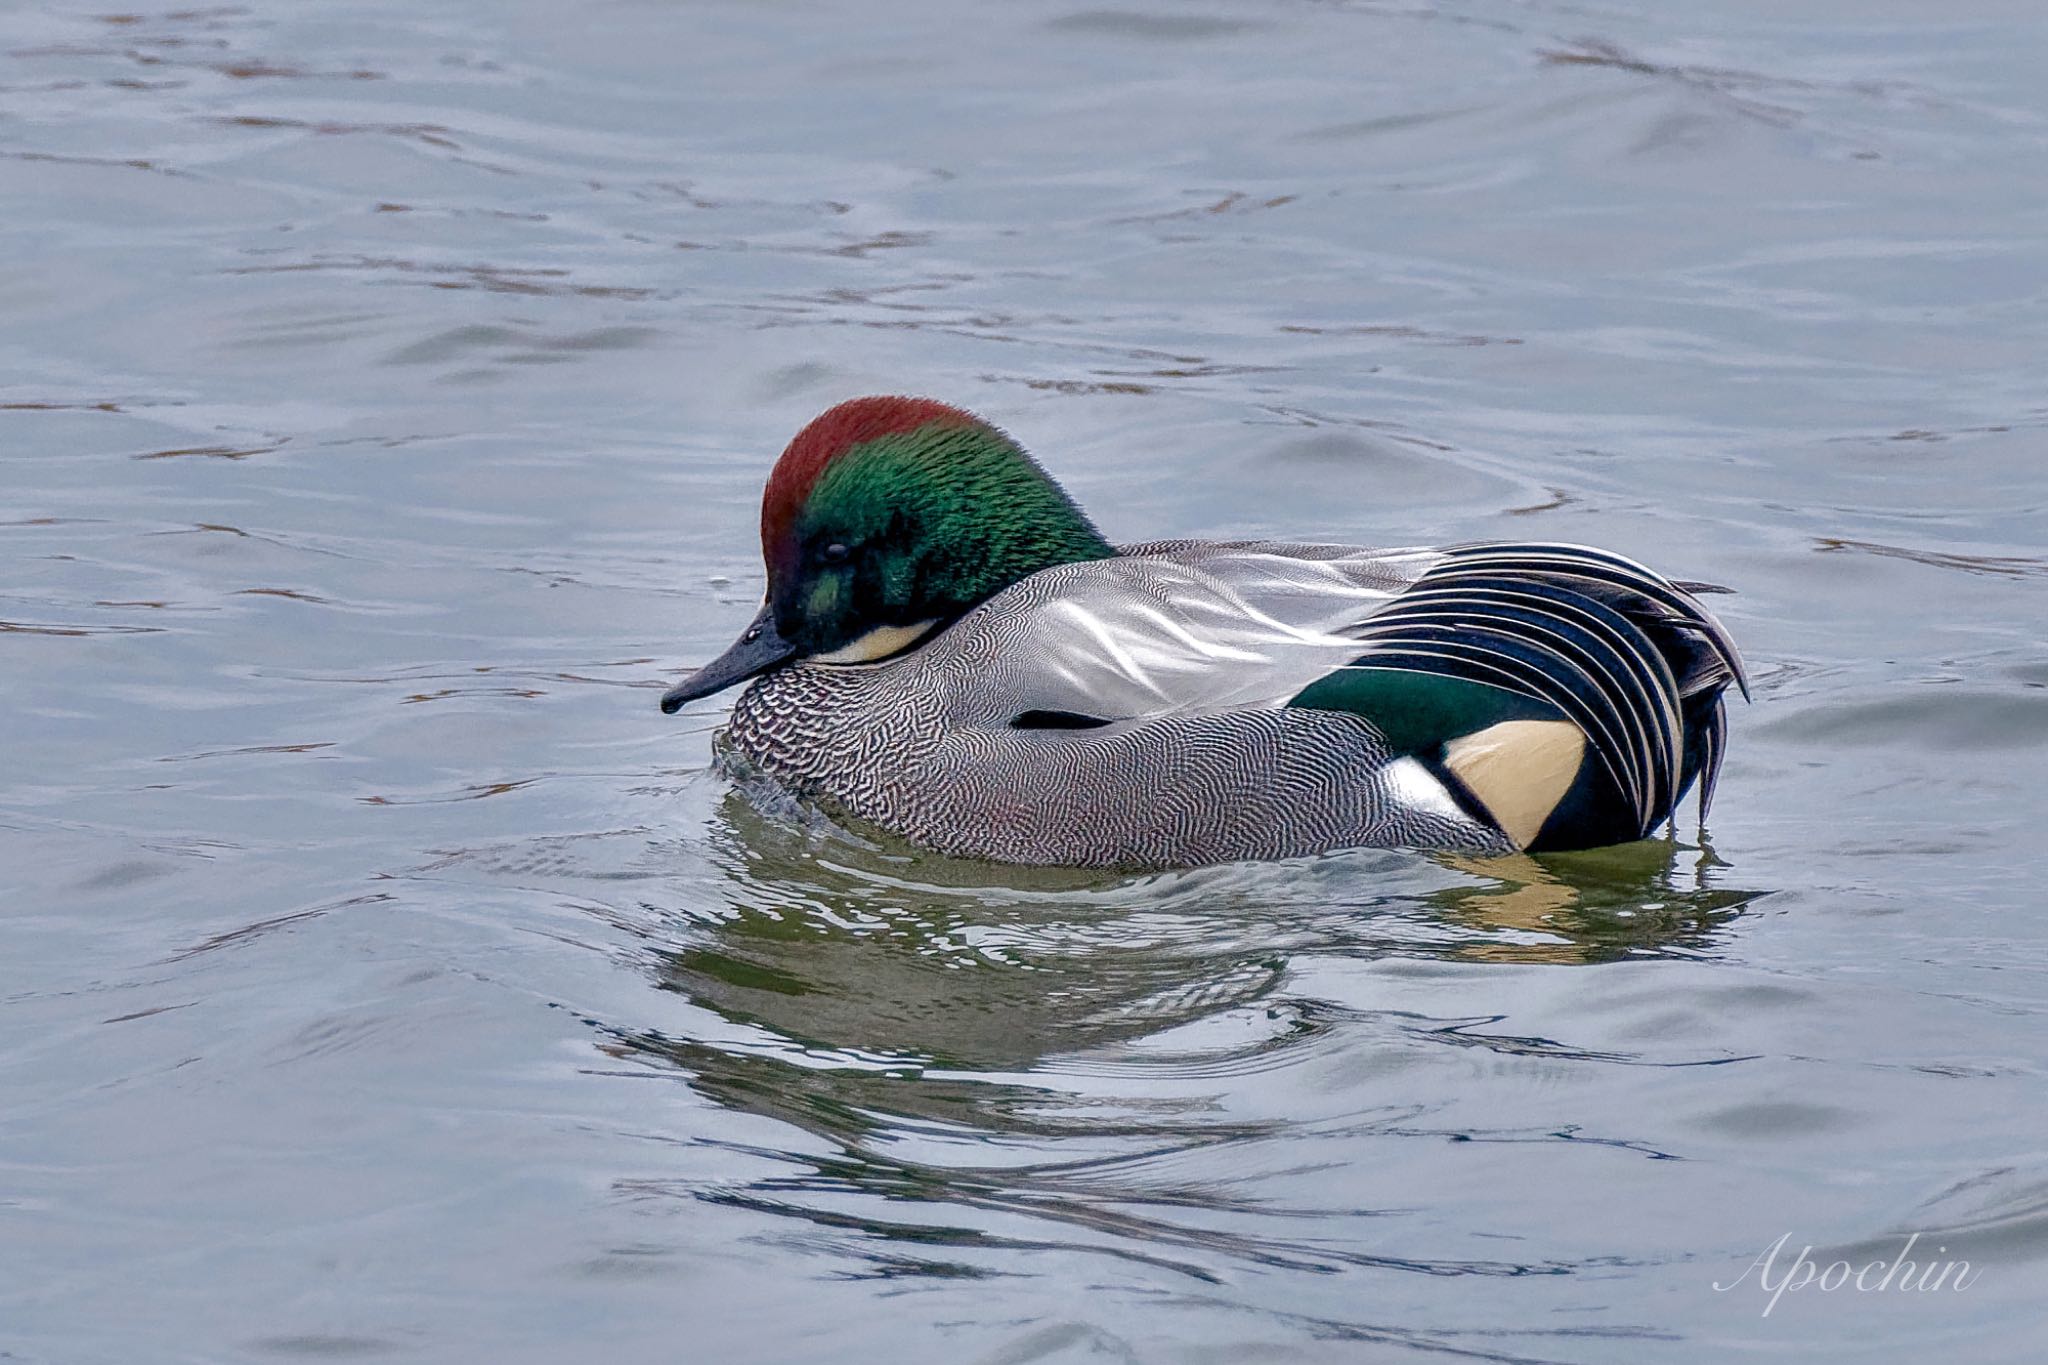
[660, 396, 1746, 869]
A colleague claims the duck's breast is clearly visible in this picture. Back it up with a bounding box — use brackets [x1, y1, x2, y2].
[722, 544, 1508, 866]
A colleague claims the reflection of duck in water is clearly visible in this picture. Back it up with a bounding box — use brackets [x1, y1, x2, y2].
[661, 397, 1745, 868]
[653, 793, 1292, 1073]
[597, 810, 1763, 1284]
[1432, 839, 1760, 964]
[630, 796, 1761, 1083]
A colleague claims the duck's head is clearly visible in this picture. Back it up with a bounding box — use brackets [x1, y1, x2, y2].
[661, 396, 1112, 712]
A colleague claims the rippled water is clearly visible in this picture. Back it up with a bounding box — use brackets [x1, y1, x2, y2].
[5, 1, 2047, 1360]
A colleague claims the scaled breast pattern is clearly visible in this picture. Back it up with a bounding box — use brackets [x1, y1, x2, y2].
[722, 549, 1506, 868]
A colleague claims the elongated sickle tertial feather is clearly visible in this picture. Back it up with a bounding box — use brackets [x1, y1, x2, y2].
[1335, 543, 1746, 840]
[1441, 544, 1750, 702]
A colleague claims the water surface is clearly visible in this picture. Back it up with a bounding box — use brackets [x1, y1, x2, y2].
[4, 1, 2047, 1360]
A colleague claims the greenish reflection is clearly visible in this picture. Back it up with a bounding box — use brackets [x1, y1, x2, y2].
[661, 794, 1766, 1064]
[601, 792, 1767, 1282]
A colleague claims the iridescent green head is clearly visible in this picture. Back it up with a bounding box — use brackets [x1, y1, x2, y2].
[661, 397, 1112, 711]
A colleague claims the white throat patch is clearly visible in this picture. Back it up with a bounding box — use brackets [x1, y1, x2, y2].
[811, 619, 940, 666]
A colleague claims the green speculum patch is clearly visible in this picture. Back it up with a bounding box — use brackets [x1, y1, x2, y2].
[1289, 668, 1562, 754]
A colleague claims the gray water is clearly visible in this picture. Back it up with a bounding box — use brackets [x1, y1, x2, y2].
[4, 1, 2047, 1360]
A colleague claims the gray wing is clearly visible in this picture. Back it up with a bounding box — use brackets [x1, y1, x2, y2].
[957, 542, 1446, 724]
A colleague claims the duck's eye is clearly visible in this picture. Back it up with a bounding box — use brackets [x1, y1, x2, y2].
[819, 542, 851, 565]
